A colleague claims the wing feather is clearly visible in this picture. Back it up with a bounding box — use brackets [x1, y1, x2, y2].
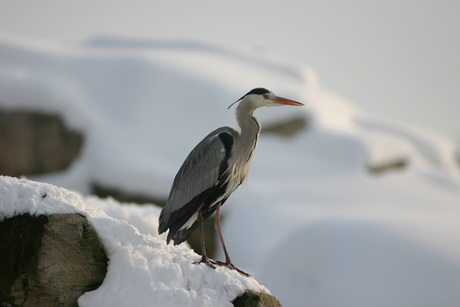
[159, 126, 238, 233]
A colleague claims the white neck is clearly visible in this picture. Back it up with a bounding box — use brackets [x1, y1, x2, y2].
[236, 101, 261, 137]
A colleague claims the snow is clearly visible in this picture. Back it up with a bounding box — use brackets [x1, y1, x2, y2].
[0, 176, 267, 306]
[1, 34, 460, 306]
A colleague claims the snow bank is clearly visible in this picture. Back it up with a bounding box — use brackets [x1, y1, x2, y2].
[0, 176, 267, 307]
[1, 34, 460, 306]
[0, 34, 312, 197]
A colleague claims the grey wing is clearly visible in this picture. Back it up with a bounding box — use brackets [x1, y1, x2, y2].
[160, 126, 238, 227]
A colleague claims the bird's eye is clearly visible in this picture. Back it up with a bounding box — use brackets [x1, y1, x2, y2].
[263, 93, 269, 99]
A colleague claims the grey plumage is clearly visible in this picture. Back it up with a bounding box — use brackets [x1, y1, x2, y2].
[159, 126, 239, 244]
[158, 87, 303, 272]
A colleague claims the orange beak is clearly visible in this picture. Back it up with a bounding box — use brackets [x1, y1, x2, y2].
[274, 96, 304, 106]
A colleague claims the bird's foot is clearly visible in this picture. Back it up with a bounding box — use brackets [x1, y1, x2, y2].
[194, 257, 251, 276]
[213, 261, 251, 277]
[193, 256, 218, 269]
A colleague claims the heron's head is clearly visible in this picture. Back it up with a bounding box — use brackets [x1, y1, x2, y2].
[229, 88, 303, 110]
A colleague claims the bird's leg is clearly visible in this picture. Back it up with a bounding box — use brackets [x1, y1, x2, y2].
[214, 202, 232, 265]
[193, 211, 216, 269]
[214, 203, 251, 277]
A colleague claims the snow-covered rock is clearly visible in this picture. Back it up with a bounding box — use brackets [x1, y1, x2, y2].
[0, 176, 274, 306]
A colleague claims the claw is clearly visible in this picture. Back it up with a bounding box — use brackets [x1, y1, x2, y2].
[213, 260, 251, 277]
[193, 256, 217, 269]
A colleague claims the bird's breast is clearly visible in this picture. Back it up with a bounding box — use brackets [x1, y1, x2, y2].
[227, 144, 257, 188]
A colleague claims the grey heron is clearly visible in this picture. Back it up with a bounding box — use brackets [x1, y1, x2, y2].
[158, 88, 303, 274]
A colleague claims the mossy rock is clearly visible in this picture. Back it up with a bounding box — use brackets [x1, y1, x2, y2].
[233, 290, 282, 307]
[0, 213, 108, 306]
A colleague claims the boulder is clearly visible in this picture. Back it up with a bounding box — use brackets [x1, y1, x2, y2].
[0, 213, 108, 306]
[233, 290, 283, 307]
[0, 110, 83, 177]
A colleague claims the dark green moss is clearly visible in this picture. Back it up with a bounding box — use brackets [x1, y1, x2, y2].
[233, 290, 282, 307]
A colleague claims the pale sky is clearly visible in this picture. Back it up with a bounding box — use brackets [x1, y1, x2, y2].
[1, 0, 459, 141]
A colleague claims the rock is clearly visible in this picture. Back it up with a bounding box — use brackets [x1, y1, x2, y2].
[0, 213, 108, 306]
[261, 115, 308, 137]
[367, 158, 408, 174]
[0, 110, 83, 177]
[91, 182, 167, 207]
[233, 290, 283, 307]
